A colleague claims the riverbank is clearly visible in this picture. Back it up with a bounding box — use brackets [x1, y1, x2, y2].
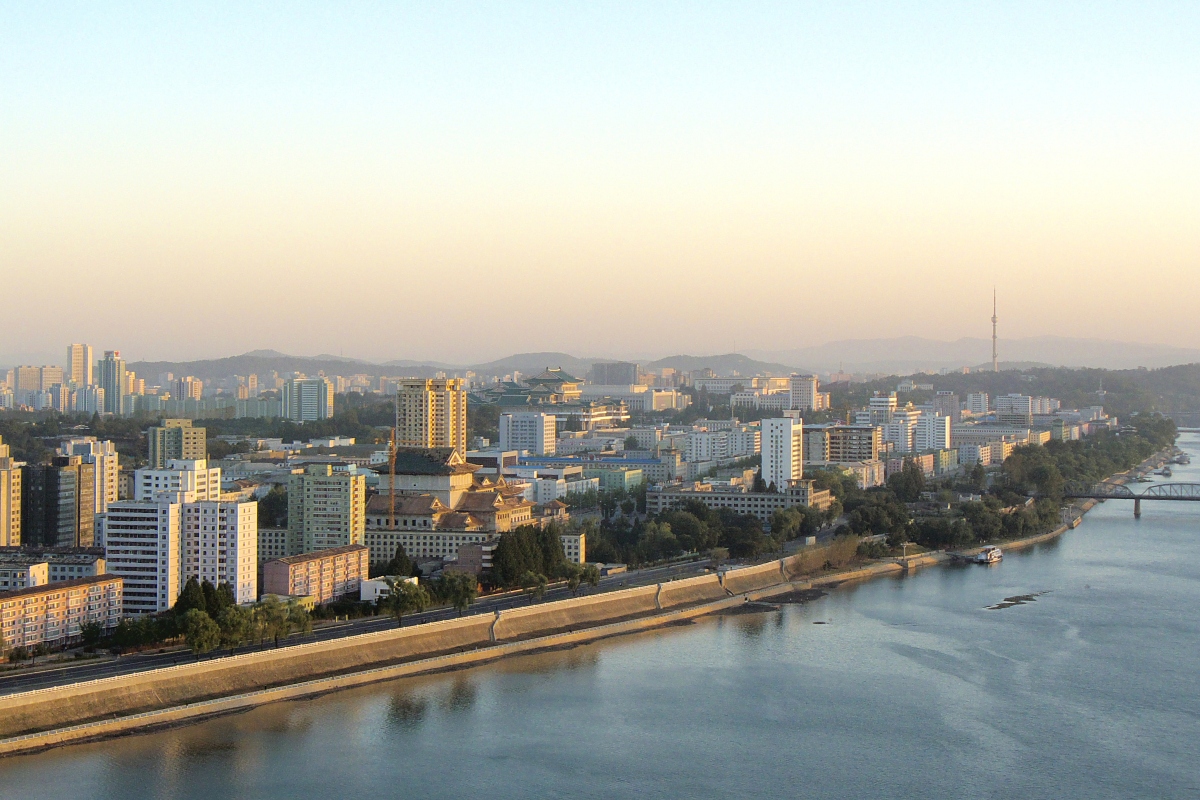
[0, 446, 1176, 757]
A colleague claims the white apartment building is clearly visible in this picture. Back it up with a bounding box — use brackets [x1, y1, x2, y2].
[134, 459, 221, 502]
[58, 438, 119, 514]
[966, 392, 990, 415]
[996, 394, 1033, 415]
[728, 425, 761, 458]
[788, 374, 824, 411]
[499, 412, 556, 456]
[100, 500, 183, 615]
[915, 414, 952, 452]
[685, 430, 730, 462]
[283, 377, 334, 422]
[182, 500, 257, 604]
[761, 418, 803, 490]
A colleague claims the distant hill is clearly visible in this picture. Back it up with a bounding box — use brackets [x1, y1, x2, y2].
[645, 353, 799, 376]
[466, 352, 596, 379]
[749, 336, 1200, 373]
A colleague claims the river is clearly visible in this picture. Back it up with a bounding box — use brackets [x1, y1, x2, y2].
[3, 435, 1199, 799]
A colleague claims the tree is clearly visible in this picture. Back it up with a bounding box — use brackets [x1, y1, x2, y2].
[217, 605, 253, 652]
[441, 571, 478, 615]
[384, 579, 431, 627]
[182, 609, 221, 659]
[257, 484, 289, 528]
[887, 460, 927, 502]
[80, 622, 104, 648]
[175, 577, 207, 617]
[519, 571, 548, 603]
[581, 563, 600, 590]
[254, 595, 289, 646]
[383, 544, 415, 578]
[287, 601, 312, 637]
[623, 435, 640, 451]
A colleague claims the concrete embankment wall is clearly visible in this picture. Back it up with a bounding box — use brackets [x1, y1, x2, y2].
[721, 561, 786, 595]
[492, 585, 660, 640]
[0, 614, 495, 739]
[658, 573, 727, 607]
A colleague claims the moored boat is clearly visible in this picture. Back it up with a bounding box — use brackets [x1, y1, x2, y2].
[974, 545, 1003, 564]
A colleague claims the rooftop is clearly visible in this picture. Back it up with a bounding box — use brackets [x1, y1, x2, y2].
[0, 574, 122, 601]
[269, 544, 370, 566]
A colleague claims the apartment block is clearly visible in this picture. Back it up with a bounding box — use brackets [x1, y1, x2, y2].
[182, 500, 258, 604]
[499, 412, 556, 455]
[0, 561, 48, 591]
[148, 419, 207, 468]
[827, 425, 881, 463]
[100, 500, 182, 615]
[0, 438, 20, 546]
[22, 456, 96, 548]
[288, 463, 366, 552]
[261, 544, 369, 604]
[135, 459, 221, 502]
[761, 418, 803, 490]
[57, 438, 119, 514]
[65, 343, 94, 387]
[0, 575, 123, 649]
[283, 377, 334, 422]
[0, 547, 105, 584]
[398, 379, 468, 455]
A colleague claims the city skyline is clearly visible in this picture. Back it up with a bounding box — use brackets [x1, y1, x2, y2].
[3, 4, 1199, 363]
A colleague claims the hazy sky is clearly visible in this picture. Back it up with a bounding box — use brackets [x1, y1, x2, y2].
[3, 2, 1198, 366]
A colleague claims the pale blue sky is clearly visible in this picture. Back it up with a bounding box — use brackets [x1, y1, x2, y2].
[2, 3, 1198, 363]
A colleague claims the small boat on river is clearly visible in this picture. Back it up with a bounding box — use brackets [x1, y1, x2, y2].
[1161, 467, 1173, 478]
[974, 546, 1003, 564]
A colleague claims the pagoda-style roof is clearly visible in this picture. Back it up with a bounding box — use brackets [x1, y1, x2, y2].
[526, 367, 580, 387]
[376, 447, 478, 476]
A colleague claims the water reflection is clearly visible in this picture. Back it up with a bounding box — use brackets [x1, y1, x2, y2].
[386, 692, 429, 727]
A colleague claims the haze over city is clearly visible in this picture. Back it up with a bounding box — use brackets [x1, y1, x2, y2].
[4, 3, 1200, 364]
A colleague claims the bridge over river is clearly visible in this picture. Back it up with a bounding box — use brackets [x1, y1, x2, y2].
[1063, 482, 1200, 517]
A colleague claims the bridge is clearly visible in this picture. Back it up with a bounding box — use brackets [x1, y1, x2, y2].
[1062, 482, 1200, 517]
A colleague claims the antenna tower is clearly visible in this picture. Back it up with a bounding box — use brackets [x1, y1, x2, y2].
[991, 288, 999, 373]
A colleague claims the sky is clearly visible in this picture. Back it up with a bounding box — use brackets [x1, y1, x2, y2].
[2, 2, 1199, 366]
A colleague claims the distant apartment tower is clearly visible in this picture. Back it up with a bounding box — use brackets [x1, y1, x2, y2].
[788, 374, 819, 411]
[933, 391, 961, 424]
[148, 419, 207, 468]
[827, 425, 882, 463]
[134, 459, 221, 502]
[174, 375, 203, 400]
[915, 414, 952, 452]
[761, 418, 803, 490]
[995, 394, 1034, 426]
[21, 456, 96, 548]
[65, 343, 94, 387]
[397, 379, 468, 455]
[0, 437, 21, 546]
[100, 500, 182, 614]
[283, 377, 334, 422]
[499, 412, 556, 455]
[182, 500, 258, 604]
[57, 438, 119, 514]
[13, 365, 65, 405]
[590, 362, 641, 385]
[288, 463, 366, 553]
[966, 392, 990, 415]
[97, 351, 127, 415]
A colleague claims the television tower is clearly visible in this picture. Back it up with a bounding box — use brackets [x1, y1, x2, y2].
[991, 288, 999, 373]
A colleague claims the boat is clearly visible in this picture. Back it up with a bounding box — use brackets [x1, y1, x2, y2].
[974, 546, 1003, 564]
[1176, 454, 1191, 465]
[1136, 475, 1153, 483]
[1162, 467, 1173, 478]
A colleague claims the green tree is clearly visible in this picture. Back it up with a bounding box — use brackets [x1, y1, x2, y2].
[182, 609, 221, 658]
[384, 544, 415, 577]
[175, 577, 207, 617]
[581, 563, 601, 589]
[441, 571, 478, 615]
[254, 595, 289, 646]
[623, 435, 640, 451]
[384, 579, 431, 627]
[80, 622, 104, 648]
[217, 605, 253, 652]
[287, 601, 312, 637]
[519, 571, 548, 603]
[257, 485, 289, 527]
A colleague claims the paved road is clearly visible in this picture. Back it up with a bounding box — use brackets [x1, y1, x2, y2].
[0, 559, 712, 697]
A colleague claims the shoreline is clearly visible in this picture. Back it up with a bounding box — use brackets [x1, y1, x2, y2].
[0, 446, 1176, 758]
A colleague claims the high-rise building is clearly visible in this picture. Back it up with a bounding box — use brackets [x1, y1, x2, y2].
[57, 438, 119, 514]
[915, 413, 952, 452]
[0, 437, 21, 546]
[590, 362, 641, 385]
[995, 394, 1034, 426]
[13, 365, 66, 405]
[182, 500, 258, 604]
[827, 425, 881, 463]
[21, 456, 96, 548]
[932, 391, 961, 424]
[147, 419, 207, 468]
[70, 385, 105, 415]
[397, 379, 468, 455]
[65, 344, 94, 387]
[761, 418, 803, 490]
[282, 377, 334, 422]
[174, 376, 203, 400]
[788, 374, 820, 411]
[134, 459, 221, 502]
[288, 463, 366, 553]
[966, 392, 990, 415]
[100, 500, 182, 614]
[97, 351, 127, 415]
[499, 412, 556, 455]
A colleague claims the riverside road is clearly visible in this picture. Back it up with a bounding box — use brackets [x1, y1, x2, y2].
[0, 559, 712, 697]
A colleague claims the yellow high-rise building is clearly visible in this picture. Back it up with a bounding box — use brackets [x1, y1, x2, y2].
[397, 379, 468, 455]
[0, 437, 21, 547]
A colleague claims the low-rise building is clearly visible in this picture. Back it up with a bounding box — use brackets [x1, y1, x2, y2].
[261, 544, 370, 604]
[0, 575, 123, 649]
[0, 547, 106, 584]
[647, 480, 833, 525]
[0, 561, 48, 592]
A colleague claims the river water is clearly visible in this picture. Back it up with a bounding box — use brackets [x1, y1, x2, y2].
[3, 435, 1199, 799]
